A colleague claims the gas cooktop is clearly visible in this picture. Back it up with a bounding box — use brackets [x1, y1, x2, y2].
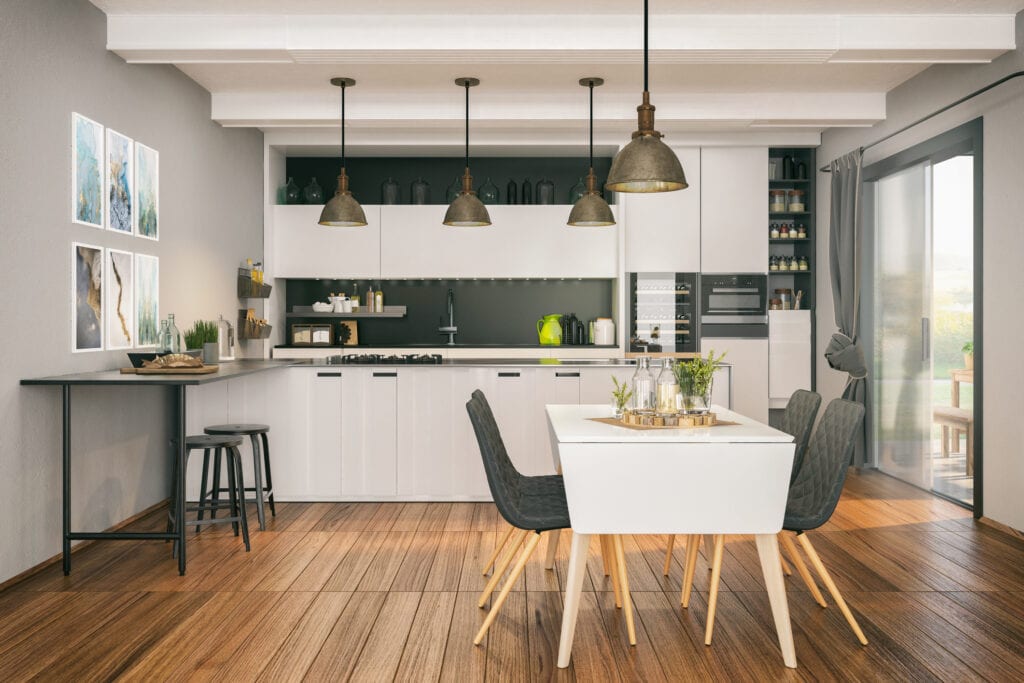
[326, 353, 444, 365]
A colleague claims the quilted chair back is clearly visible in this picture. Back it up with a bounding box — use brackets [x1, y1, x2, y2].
[783, 399, 865, 532]
[781, 389, 822, 484]
[466, 390, 526, 529]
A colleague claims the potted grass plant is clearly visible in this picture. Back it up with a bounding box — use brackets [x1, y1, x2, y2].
[962, 341, 974, 371]
[611, 376, 633, 419]
[184, 320, 220, 364]
[673, 349, 727, 415]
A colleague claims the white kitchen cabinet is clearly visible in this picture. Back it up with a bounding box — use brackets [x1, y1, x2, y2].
[342, 368, 398, 496]
[305, 369, 344, 498]
[271, 204, 381, 279]
[486, 368, 545, 475]
[379, 205, 617, 278]
[702, 338, 769, 422]
[533, 368, 581, 473]
[578, 366, 636, 406]
[623, 147, 702, 273]
[768, 310, 812, 409]
[700, 147, 768, 273]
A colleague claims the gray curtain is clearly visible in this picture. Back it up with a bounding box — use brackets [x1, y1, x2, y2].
[824, 150, 868, 466]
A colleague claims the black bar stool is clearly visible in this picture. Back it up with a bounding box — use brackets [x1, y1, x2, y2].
[202, 423, 275, 530]
[167, 434, 250, 560]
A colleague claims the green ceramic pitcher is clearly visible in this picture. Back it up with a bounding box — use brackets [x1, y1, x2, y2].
[537, 314, 562, 345]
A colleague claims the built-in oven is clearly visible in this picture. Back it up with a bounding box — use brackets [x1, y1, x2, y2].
[699, 273, 769, 338]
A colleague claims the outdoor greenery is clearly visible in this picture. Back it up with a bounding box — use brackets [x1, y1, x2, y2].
[183, 320, 218, 350]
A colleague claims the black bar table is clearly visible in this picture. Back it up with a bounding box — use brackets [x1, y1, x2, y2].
[21, 360, 291, 575]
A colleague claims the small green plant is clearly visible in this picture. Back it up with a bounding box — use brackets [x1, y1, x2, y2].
[611, 376, 633, 413]
[184, 320, 218, 350]
[674, 350, 727, 411]
[961, 341, 974, 355]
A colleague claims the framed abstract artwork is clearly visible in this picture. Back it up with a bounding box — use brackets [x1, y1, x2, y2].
[71, 113, 104, 228]
[134, 142, 159, 240]
[135, 253, 159, 347]
[105, 128, 133, 234]
[105, 248, 134, 350]
[72, 242, 104, 352]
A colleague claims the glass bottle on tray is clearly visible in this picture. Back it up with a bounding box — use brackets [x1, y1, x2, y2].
[166, 313, 182, 354]
[630, 357, 656, 414]
[656, 359, 680, 415]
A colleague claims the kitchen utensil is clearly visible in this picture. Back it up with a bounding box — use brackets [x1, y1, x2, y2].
[537, 314, 562, 345]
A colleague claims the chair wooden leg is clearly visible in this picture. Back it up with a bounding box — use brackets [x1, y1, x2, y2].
[483, 525, 516, 576]
[663, 534, 676, 576]
[681, 534, 700, 608]
[796, 533, 868, 645]
[600, 534, 612, 576]
[474, 532, 543, 645]
[478, 528, 529, 607]
[544, 529, 561, 570]
[602, 535, 623, 608]
[779, 532, 827, 608]
[612, 535, 637, 646]
[704, 535, 715, 571]
[704, 535, 725, 645]
[780, 553, 793, 576]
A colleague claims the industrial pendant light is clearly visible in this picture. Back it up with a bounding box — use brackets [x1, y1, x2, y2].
[319, 77, 367, 227]
[568, 78, 616, 227]
[605, 0, 687, 193]
[443, 77, 491, 227]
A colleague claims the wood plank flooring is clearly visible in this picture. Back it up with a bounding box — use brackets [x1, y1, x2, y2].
[3, 470, 1024, 681]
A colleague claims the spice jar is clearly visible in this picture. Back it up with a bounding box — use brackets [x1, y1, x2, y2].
[787, 189, 805, 212]
[797, 224, 807, 238]
[780, 224, 790, 239]
[769, 256, 779, 271]
[770, 223, 780, 239]
[775, 288, 793, 310]
[769, 298, 782, 311]
[788, 256, 799, 271]
[769, 190, 786, 212]
[799, 256, 809, 271]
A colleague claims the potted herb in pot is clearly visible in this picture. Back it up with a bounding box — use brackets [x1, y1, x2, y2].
[611, 376, 633, 419]
[673, 350, 727, 415]
[962, 341, 974, 371]
[184, 320, 220, 364]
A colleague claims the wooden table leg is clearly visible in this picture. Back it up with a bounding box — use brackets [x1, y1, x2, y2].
[557, 532, 591, 669]
[755, 533, 797, 669]
[62, 385, 71, 576]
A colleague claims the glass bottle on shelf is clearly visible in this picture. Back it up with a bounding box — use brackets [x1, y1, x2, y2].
[303, 178, 323, 204]
[506, 179, 517, 204]
[284, 177, 301, 204]
[521, 178, 532, 204]
[478, 177, 499, 204]
[445, 176, 461, 203]
[656, 359, 680, 415]
[167, 314, 182, 353]
[410, 177, 430, 204]
[630, 357, 656, 414]
[569, 177, 586, 204]
[381, 177, 400, 204]
[536, 178, 555, 205]
[157, 319, 171, 353]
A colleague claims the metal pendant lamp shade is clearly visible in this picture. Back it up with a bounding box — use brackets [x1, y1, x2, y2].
[319, 77, 368, 227]
[606, 0, 687, 194]
[444, 77, 491, 227]
[569, 78, 615, 227]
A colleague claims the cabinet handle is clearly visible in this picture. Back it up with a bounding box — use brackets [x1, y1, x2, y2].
[555, 372, 581, 378]
[373, 372, 398, 378]
[498, 372, 521, 378]
[316, 372, 341, 377]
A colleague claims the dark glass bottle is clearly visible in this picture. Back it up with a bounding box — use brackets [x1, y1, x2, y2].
[284, 177, 301, 204]
[381, 177, 400, 204]
[782, 155, 794, 180]
[796, 160, 808, 180]
[410, 177, 430, 204]
[445, 176, 461, 203]
[506, 179, 518, 204]
[303, 178, 323, 204]
[536, 178, 555, 205]
[478, 177, 499, 204]
[521, 178, 532, 205]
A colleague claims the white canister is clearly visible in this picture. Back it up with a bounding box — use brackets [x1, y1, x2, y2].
[331, 295, 349, 313]
[594, 318, 615, 346]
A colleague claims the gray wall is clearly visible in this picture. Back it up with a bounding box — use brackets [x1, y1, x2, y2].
[815, 10, 1024, 529]
[0, 0, 264, 583]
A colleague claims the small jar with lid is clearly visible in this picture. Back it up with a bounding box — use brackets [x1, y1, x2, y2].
[770, 223, 780, 239]
[789, 256, 799, 271]
[769, 298, 782, 311]
[769, 190, 787, 213]
[798, 256, 809, 271]
[769, 256, 779, 271]
[775, 288, 792, 309]
[779, 224, 790, 239]
[787, 189, 805, 212]
[797, 224, 807, 238]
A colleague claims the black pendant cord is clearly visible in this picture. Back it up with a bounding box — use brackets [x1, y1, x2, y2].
[643, 0, 649, 93]
[820, 69, 1024, 172]
[464, 81, 470, 170]
[340, 83, 346, 168]
[588, 80, 595, 171]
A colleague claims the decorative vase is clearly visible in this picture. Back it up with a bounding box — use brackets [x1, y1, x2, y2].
[303, 177, 323, 204]
[381, 177, 400, 204]
[445, 176, 461, 203]
[284, 177, 301, 204]
[677, 365, 713, 415]
[964, 353, 974, 371]
[410, 177, 430, 204]
[506, 179, 518, 204]
[521, 178, 532, 205]
[569, 177, 586, 204]
[478, 177, 499, 204]
[536, 178, 555, 205]
[202, 342, 219, 365]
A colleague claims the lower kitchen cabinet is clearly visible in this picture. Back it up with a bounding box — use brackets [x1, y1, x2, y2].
[305, 369, 343, 498]
[702, 338, 768, 422]
[533, 368, 581, 472]
[579, 366, 636, 405]
[342, 368, 398, 497]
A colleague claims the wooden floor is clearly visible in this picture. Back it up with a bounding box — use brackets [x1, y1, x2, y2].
[3, 470, 1024, 682]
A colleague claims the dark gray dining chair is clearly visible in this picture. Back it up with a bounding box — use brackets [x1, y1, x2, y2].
[466, 390, 635, 646]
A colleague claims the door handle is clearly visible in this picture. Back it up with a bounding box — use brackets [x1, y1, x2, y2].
[498, 372, 520, 378]
[921, 317, 931, 361]
[555, 372, 580, 378]
[373, 372, 398, 378]
[316, 372, 341, 377]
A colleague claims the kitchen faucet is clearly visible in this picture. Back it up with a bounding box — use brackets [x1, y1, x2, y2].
[438, 288, 457, 345]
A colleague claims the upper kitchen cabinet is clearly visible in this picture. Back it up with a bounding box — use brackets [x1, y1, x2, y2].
[623, 147, 701, 273]
[379, 205, 617, 279]
[271, 205, 381, 279]
[700, 147, 769, 273]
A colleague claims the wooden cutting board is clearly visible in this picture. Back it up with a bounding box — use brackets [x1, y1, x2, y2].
[120, 365, 220, 375]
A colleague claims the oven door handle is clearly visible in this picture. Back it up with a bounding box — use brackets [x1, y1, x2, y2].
[709, 287, 761, 294]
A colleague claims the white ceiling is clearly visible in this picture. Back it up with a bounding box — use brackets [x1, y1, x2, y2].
[89, 1, 1023, 149]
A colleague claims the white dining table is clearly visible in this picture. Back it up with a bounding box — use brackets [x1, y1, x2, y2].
[545, 403, 798, 669]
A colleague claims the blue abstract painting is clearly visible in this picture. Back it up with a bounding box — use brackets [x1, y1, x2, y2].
[72, 113, 103, 228]
[134, 142, 158, 240]
[135, 253, 159, 347]
[106, 129, 133, 234]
